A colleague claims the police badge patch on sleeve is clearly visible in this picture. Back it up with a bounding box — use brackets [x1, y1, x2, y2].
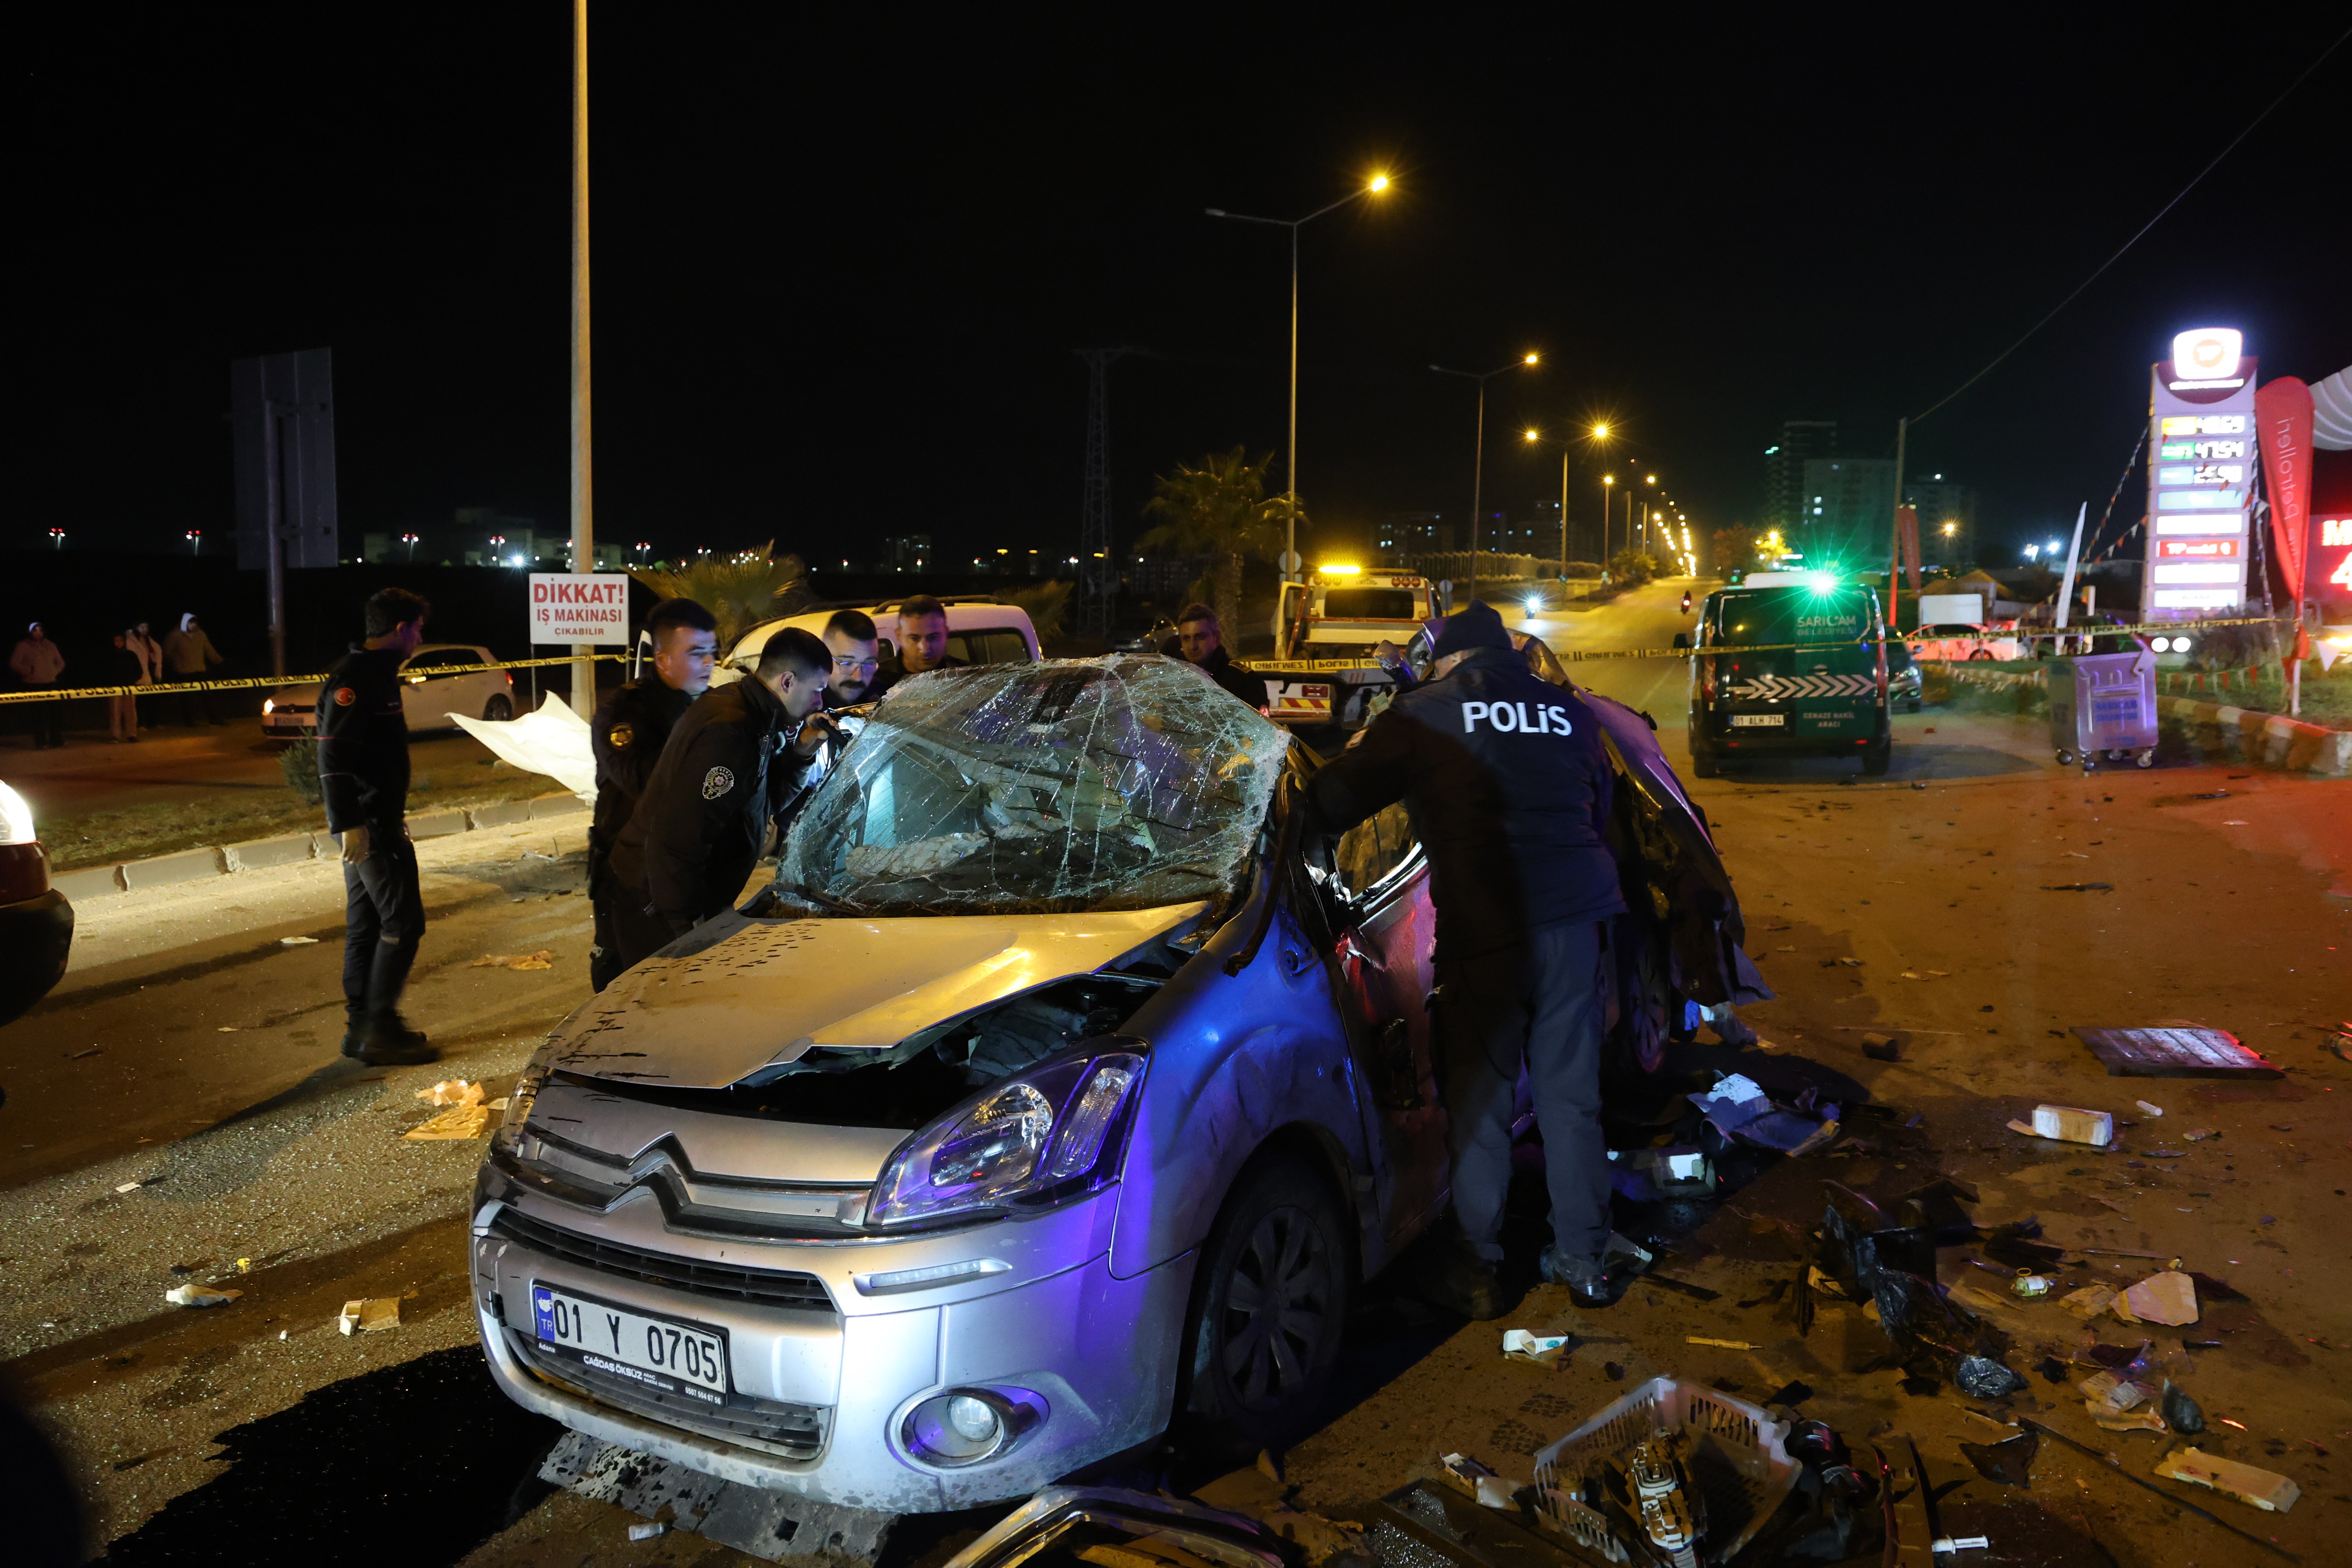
[701, 766, 735, 799]
[607, 722, 634, 748]
[333, 686, 356, 707]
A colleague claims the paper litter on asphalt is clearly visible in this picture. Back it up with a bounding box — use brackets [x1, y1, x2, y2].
[163, 1284, 242, 1308]
[337, 1298, 401, 1334]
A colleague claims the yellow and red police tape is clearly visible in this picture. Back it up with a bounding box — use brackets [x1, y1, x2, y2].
[0, 653, 628, 706]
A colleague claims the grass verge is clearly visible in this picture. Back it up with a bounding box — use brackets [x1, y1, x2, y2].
[43, 764, 559, 872]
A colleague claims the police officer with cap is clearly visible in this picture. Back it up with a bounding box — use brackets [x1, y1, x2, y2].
[587, 597, 718, 990]
[604, 625, 834, 971]
[1307, 599, 1628, 1315]
[317, 586, 439, 1066]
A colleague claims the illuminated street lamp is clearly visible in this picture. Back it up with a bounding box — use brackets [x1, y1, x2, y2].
[1207, 171, 1395, 586]
[1431, 351, 1542, 599]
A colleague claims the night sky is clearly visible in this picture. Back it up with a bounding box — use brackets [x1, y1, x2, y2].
[21, 6, 2351, 570]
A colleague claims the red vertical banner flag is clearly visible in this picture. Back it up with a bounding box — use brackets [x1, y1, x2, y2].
[1896, 505, 1922, 594]
[2256, 377, 2313, 599]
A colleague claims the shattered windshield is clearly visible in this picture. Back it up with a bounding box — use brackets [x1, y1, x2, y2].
[777, 655, 1288, 916]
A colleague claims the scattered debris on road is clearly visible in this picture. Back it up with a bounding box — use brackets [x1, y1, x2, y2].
[1501, 1330, 1572, 1367]
[337, 1298, 401, 1334]
[471, 950, 555, 971]
[2154, 1448, 2301, 1514]
[404, 1079, 490, 1140]
[163, 1283, 241, 1308]
[278, 935, 318, 945]
[2074, 1024, 2280, 1078]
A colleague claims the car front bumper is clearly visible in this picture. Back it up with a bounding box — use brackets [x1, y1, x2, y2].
[0, 887, 74, 1027]
[471, 1188, 1191, 1514]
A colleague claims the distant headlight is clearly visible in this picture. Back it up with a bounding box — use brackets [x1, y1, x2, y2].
[0, 781, 34, 846]
[262, 699, 275, 714]
[868, 1044, 1146, 1227]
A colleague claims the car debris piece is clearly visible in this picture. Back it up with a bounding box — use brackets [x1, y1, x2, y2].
[417, 1078, 482, 1107]
[1438, 1452, 1518, 1509]
[278, 935, 319, 945]
[1862, 1032, 1902, 1061]
[404, 1078, 490, 1140]
[2135, 1100, 2164, 1116]
[1530, 1376, 1800, 1568]
[1931, 1536, 1992, 1552]
[1958, 1428, 2038, 1487]
[162, 1284, 241, 1308]
[470, 949, 556, 970]
[336, 1298, 400, 1334]
[1502, 1330, 1572, 1368]
[114, 1181, 143, 1194]
[1690, 1074, 1842, 1156]
[1686, 1337, 1757, 1350]
[2018, 1419, 2299, 1562]
[2153, 1449, 2300, 1514]
[2161, 1380, 2206, 1436]
[2073, 1025, 2281, 1079]
[627, 1521, 668, 1541]
[2030, 1104, 2114, 1145]
[2117, 1270, 2196, 1325]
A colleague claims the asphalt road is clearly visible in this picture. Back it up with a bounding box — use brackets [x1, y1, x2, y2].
[3, 722, 516, 821]
[4, 590, 2345, 1566]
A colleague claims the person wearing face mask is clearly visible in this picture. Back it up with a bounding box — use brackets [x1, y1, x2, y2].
[604, 626, 835, 971]
[586, 597, 719, 991]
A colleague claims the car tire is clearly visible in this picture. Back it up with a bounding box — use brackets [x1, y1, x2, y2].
[1690, 747, 1720, 778]
[1967, 648, 1994, 662]
[483, 694, 514, 722]
[1862, 736, 1891, 776]
[1177, 1151, 1353, 1462]
[1903, 699, 1922, 714]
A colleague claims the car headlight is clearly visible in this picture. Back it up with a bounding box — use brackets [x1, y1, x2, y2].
[868, 1043, 1146, 1227]
[0, 781, 34, 846]
[262, 698, 275, 714]
[490, 1053, 554, 1158]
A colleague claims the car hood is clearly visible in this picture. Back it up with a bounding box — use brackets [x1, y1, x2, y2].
[546, 900, 1211, 1089]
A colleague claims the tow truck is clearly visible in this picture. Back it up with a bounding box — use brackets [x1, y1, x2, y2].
[1243, 564, 1432, 728]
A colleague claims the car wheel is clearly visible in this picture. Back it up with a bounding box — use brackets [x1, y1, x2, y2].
[1862, 737, 1891, 776]
[1690, 747, 1719, 778]
[1178, 1151, 1352, 1461]
[483, 694, 514, 722]
[1967, 648, 1994, 662]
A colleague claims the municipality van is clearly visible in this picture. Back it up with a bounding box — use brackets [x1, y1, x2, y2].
[1687, 573, 1890, 777]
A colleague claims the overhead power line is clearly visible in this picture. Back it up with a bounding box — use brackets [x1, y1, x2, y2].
[1911, 24, 2350, 427]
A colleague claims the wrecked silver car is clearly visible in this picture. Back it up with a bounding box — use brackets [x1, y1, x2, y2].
[470, 654, 1755, 1516]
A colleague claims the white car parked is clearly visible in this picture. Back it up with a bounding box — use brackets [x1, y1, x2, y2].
[261, 643, 516, 739]
[717, 599, 1040, 686]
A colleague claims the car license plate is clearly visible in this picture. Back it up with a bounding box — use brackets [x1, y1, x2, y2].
[532, 1282, 730, 1403]
[1730, 713, 1785, 727]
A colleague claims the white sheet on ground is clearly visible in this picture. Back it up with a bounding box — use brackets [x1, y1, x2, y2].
[449, 694, 597, 801]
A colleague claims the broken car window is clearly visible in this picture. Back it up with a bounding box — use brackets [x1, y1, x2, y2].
[778, 655, 1288, 916]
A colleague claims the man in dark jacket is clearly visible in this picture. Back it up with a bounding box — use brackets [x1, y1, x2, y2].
[587, 597, 719, 990]
[1174, 603, 1269, 711]
[605, 626, 832, 969]
[1307, 600, 1628, 1315]
[869, 594, 966, 698]
[318, 587, 437, 1065]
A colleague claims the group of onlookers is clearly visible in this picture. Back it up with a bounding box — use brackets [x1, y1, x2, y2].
[7, 614, 229, 748]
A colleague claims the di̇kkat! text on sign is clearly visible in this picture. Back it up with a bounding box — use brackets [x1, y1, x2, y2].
[528, 573, 632, 645]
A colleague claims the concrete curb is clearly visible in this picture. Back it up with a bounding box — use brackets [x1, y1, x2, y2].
[2157, 695, 2352, 777]
[49, 792, 590, 903]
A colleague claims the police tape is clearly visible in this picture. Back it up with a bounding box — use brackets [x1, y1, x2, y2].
[1244, 613, 2300, 671]
[0, 653, 628, 706]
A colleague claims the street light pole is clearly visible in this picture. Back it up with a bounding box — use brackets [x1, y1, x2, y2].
[1207, 174, 1391, 588]
[568, 0, 596, 719]
[1431, 353, 1539, 601]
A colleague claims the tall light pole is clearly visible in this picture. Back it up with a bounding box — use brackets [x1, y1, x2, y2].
[1600, 474, 1615, 562]
[568, 0, 596, 718]
[1206, 172, 1392, 588]
[1430, 352, 1539, 601]
[1523, 429, 1571, 576]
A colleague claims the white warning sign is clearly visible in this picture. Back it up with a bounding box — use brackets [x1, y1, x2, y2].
[527, 573, 631, 645]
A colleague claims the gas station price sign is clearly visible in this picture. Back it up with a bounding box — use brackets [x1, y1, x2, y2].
[2143, 328, 2257, 620]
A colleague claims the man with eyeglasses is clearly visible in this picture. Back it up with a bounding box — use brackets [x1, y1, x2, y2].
[821, 610, 882, 705]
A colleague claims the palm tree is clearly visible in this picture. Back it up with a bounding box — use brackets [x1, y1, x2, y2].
[630, 543, 811, 649]
[1134, 448, 1292, 638]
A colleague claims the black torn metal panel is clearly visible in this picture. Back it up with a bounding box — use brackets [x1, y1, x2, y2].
[2072, 1026, 2280, 1079]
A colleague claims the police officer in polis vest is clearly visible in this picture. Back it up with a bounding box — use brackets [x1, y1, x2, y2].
[604, 625, 834, 972]
[587, 597, 719, 990]
[317, 587, 439, 1066]
[1305, 599, 1629, 1316]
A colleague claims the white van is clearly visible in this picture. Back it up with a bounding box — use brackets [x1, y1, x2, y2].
[715, 598, 1040, 686]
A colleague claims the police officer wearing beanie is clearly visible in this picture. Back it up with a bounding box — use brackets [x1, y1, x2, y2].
[318, 587, 438, 1066]
[1306, 599, 1628, 1316]
[587, 597, 719, 990]
[604, 625, 835, 971]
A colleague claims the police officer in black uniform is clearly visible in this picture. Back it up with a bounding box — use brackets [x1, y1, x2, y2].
[604, 625, 833, 970]
[1307, 600, 1628, 1315]
[587, 597, 719, 990]
[317, 587, 438, 1066]
[1173, 602, 1270, 710]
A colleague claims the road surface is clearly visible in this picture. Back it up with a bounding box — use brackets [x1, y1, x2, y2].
[3, 590, 2344, 1566]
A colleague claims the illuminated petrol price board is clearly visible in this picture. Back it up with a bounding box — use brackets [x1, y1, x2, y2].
[2142, 329, 2257, 620]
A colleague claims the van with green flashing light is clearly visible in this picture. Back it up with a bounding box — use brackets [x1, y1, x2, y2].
[1687, 573, 1890, 777]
